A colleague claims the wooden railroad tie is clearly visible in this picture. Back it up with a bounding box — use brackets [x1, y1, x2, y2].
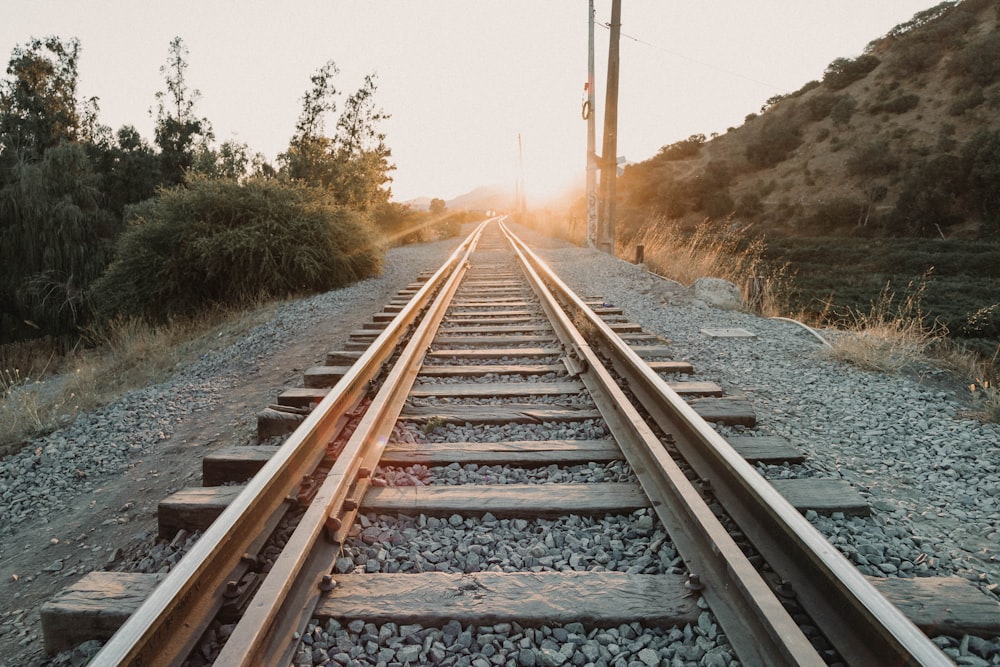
[41, 565, 1000, 654]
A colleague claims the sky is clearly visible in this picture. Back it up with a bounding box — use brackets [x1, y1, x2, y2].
[1, 1, 938, 204]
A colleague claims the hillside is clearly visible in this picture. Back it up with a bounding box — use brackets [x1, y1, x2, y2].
[617, 0, 1000, 240]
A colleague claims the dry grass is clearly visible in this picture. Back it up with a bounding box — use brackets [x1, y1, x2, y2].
[822, 280, 949, 374]
[618, 216, 792, 317]
[0, 303, 275, 457]
[951, 344, 1000, 423]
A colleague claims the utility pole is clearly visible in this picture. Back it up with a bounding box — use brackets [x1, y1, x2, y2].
[598, 0, 621, 256]
[517, 132, 526, 217]
[585, 0, 598, 248]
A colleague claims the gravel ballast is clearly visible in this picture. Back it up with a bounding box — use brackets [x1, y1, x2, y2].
[2, 225, 999, 665]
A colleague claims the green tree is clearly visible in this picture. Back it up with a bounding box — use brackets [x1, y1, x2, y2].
[429, 198, 446, 215]
[89, 125, 162, 218]
[0, 36, 93, 160]
[962, 130, 1000, 230]
[0, 143, 116, 341]
[280, 64, 393, 212]
[153, 37, 213, 185]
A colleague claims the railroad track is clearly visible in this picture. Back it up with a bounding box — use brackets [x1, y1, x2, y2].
[41, 220, 995, 665]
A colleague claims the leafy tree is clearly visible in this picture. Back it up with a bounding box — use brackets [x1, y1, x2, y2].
[0, 36, 95, 160]
[281, 64, 394, 212]
[961, 130, 1000, 230]
[0, 37, 121, 342]
[153, 37, 213, 185]
[891, 155, 964, 236]
[429, 198, 446, 215]
[89, 125, 162, 218]
[0, 143, 116, 341]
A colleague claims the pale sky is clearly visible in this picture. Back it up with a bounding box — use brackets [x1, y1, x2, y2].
[2, 1, 936, 203]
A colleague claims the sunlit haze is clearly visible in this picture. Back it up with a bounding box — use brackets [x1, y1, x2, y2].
[2, 1, 935, 204]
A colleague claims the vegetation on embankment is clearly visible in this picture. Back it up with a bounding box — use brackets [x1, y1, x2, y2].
[0, 34, 487, 456]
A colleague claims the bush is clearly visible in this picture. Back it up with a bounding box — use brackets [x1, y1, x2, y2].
[745, 117, 802, 168]
[890, 155, 965, 236]
[949, 87, 985, 116]
[830, 95, 857, 126]
[804, 93, 840, 121]
[373, 201, 427, 245]
[823, 55, 880, 90]
[657, 134, 705, 161]
[846, 141, 899, 178]
[90, 176, 383, 321]
[951, 32, 1000, 85]
[962, 129, 1000, 230]
[869, 93, 920, 115]
[806, 197, 864, 233]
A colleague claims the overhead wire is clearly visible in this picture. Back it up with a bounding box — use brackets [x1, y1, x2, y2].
[598, 21, 784, 92]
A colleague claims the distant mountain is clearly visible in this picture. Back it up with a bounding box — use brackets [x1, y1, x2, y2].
[447, 184, 514, 212]
[617, 0, 1000, 240]
[403, 184, 514, 213]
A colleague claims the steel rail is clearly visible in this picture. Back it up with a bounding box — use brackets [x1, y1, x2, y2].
[211, 221, 487, 666]
[502, 221, 952, 666]
[90, 221, 490, 667]
[500, 221, 824, 667]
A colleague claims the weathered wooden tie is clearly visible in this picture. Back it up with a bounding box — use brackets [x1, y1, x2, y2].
[379, 439, 624, 467]
[399, 404, 604, 425]
[314, 572, 700, 627]
[42, 570, 999, 654]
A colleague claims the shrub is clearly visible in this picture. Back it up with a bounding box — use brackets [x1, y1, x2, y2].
[704, 191, 735, 219]
[804, 93, 840, 121]
[846, 141, 899, 178]
[890, 155, 964, 236]
[657, 134, 706, 161]
[830, 95, 857, 126]
[806, 197, 865, 233]
[950, 31, 1000, 85]
[869, 93, 920, 115]
[961, 129, 1000, 230]
[823, 55, 880, 90]
[90, 176, 383, 321]
[373, 201, 427, 245]
[745, 117, 802, 168]
[949, 87, 985, 116]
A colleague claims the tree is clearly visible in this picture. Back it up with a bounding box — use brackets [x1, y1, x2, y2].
[153, 37, 213, 185]
[0, 36, 89, 160]
[962, 130, 1000, 230]
[0, 143, 116, 341]
[280, 65, 394, 213]
[429, 198, 447, 215]
[89, 125, 162, 217]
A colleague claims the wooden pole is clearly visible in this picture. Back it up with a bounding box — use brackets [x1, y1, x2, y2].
[598, 0, 621, 255]
[586, 0, 598, 248]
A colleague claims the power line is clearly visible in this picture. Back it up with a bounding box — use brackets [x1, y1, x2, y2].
[598, 21, 784, 92]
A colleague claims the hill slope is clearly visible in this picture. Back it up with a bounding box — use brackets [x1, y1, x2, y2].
[618, 0, 1000, 240]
